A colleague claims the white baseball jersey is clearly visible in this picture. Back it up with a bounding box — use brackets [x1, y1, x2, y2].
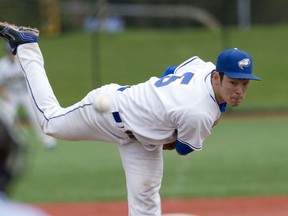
[115, 57, 221, 151]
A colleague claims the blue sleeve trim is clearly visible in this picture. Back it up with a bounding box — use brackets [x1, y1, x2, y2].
[176, 140, 194, 155]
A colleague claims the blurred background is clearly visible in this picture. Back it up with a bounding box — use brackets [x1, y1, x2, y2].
[0, 0, 288, 207]
[1, 0, 288, 112]
[2, 0, 288, 32]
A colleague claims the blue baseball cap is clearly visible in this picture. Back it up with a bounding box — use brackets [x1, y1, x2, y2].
[216, 48, 261, 81]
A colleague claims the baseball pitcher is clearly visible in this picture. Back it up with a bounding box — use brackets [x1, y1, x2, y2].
[0, 22, 261, 216]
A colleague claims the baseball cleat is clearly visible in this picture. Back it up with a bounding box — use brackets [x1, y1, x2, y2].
[0, 22, 39, 54]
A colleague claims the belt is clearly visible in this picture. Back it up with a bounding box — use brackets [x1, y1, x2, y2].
[112, 111, 136, 140]
[112, 86, 129, 123]
[113, 86, 136, 139]
[112, 111, 122, 123]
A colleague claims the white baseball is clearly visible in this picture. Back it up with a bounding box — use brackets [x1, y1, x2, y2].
[93, 95, 112, 113]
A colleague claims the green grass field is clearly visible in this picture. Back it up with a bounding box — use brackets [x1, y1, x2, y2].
[11, 116, 288, 203]
[0, 26, 288, 203]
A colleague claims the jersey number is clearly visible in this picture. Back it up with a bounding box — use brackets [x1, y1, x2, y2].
[154, 72, 194, 87]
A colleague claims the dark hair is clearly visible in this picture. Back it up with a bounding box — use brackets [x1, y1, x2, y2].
[212, 70, 224, 83]
[219, 72, 224, 82]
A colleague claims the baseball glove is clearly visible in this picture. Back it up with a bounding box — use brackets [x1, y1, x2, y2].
[162, 141, 176, 150]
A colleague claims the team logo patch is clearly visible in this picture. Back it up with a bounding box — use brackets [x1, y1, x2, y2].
[238, 58, 250, 70]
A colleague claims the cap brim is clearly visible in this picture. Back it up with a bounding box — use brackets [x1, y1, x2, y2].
[224, 72, 261, 81]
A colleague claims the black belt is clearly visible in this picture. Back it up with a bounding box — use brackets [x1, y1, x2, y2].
[112, 112, 122, 123]
[113, 86, 129, 123]
[112, 111, 136, 140]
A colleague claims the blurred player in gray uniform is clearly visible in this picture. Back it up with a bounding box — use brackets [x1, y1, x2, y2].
[0, 22, 261, 216]
[0, 43, 57, 149]
[0, 100, 51, 216]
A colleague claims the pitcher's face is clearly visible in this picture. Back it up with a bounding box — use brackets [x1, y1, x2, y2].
[219, 75, 250, 106]
[213, 72, 250, 107]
